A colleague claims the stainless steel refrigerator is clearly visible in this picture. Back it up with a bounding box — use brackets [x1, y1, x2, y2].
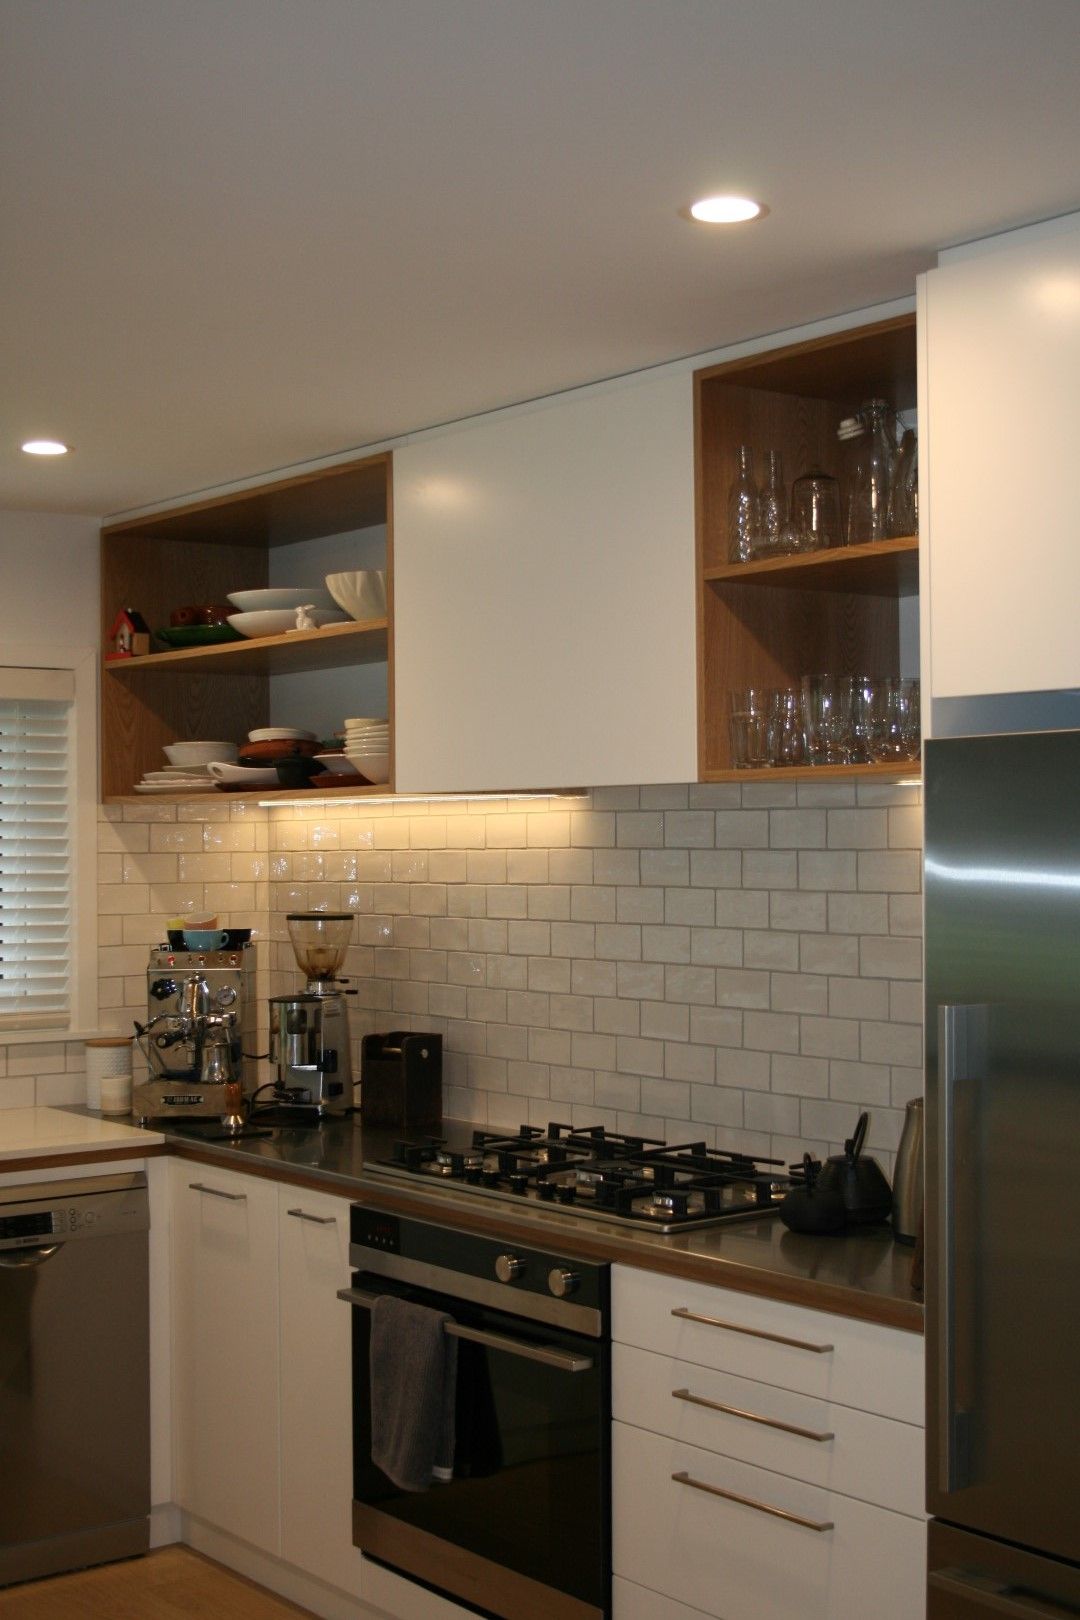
[925, 728, 1080, 1618]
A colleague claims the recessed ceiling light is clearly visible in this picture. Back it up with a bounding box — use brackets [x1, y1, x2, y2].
[687, 195, 765, 224]
[21, 439, 71, 456]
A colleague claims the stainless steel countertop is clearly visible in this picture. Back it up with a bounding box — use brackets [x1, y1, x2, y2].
[156, 1113, 924, 1333]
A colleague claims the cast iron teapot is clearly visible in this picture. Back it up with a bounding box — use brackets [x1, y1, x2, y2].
[814, 1111, 893, 1225]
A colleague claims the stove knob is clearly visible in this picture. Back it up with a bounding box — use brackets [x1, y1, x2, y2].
[537, 1182, 556, 1201]
[548, 1266, 580, 1298]
[495, 1253, 525, 1283]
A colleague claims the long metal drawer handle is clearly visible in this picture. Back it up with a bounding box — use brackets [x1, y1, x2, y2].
[672, 1387, 834, 1443]
[335, 1286, 593, 1374]
[188, 1182, 246, 1202]
[671, 1470, 834, 1532]
[671, 1306, 833, 1354]
[929, 1570, 1078, 1620]
[286, 1208, 336, 1225]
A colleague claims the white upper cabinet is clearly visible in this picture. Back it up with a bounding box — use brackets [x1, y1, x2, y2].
[392, 370, 697, 791]
[920, 216, 1080, 705]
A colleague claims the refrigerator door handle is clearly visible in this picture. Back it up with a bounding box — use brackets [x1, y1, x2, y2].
[938, 1002, 987, 1495]
[929, 1569, 1079, 1619]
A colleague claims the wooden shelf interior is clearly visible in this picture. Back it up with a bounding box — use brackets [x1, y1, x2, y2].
[100, 453, 391, 799]
[694, 315, 918, 776]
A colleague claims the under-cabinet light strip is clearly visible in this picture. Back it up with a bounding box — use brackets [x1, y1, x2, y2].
[257, 790, 589, 809]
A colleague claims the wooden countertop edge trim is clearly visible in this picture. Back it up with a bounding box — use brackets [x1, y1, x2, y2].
[0, 1143, 168, 1172]
[167, 1140, 924, 1335]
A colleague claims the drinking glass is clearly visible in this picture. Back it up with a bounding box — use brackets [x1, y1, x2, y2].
[801, 674, 853, 765]
[848, 674, 876, 765]
[870, 677, 920, 762]
[727, 688, 770, 769]
[767, 687, 805, 766]
[791, 470, 841, 552]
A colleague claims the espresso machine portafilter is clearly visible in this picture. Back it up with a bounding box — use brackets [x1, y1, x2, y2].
[268, 913, 355, 1116]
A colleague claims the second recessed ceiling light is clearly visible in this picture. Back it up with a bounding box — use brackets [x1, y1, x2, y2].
[688, 196, 765, 224]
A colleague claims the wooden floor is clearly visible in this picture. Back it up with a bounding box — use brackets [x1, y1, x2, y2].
[0, 1546, 320, 1620]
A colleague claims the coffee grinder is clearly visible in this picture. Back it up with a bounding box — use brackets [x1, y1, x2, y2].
[268, 913, 355, 1115]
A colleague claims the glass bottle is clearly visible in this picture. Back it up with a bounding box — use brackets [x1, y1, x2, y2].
[757, 449, 787, 557]
[727, 445, 759, 564]
[844, 400, 892, 546]
[886, 427, 918, 537]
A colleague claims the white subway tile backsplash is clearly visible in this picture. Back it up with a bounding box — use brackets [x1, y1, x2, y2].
[70, 780, 928, 1168]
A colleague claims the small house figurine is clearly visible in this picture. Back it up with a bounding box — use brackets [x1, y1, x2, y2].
[106, 607, 151, 660]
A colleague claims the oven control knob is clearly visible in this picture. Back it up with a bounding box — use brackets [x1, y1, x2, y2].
[548, 1267, 580, 1298]
[494, 1253, 525, 1283]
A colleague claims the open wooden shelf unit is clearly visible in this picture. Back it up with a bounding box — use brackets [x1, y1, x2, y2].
[695, 314, 919, 779]
[100, 452, 393, 801]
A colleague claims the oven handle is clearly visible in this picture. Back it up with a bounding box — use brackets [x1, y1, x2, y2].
[336, 1285, 594, 1374]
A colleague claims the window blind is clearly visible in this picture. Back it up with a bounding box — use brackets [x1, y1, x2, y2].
[0, 668, 76, 1030]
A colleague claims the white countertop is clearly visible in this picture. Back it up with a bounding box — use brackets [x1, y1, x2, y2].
[0, 1106, 163, 1160]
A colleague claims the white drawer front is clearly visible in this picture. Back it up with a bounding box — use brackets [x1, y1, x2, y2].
[614, 1574, 717, 1620]
[613, 1343, 924, 1519]
[613, 1422, 926, 1620]
[612, 1265, 924, 1425]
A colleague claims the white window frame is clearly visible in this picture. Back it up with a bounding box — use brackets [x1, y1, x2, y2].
[0, 642, 98, 1042]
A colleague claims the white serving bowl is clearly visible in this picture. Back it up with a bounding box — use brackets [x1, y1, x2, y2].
[227, 608, 349, 638]
[346, 751, 390, 782]
[248, 726, 318, 742]
[325, 570, 387, 622]
[227, 587, 335, 613]
[164, 740, 237, 767]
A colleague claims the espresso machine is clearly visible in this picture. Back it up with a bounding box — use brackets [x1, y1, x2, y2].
[267, 913, 355, 1116]
[133, 942, 257, 1122]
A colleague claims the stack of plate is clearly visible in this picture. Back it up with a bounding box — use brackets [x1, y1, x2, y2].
[134, 766, 218, 794]
[343, 716, 390, 783]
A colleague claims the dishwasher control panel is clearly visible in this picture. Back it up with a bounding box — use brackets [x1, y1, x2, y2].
[0, 1173, 150, 1250]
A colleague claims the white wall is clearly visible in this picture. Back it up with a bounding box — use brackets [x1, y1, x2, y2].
[0, 510, 100, 645]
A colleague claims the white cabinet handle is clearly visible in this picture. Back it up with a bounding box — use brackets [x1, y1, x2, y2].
[672, 1387, 834, 1443]
[671, 1470, 834, 1532]
[286, 1208, 336, 1226]
[188, 1181, 246, 1202]
[670, 1306, 833, 1354]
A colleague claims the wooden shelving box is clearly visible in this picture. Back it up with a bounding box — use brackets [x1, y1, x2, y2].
[694, 315, 919, 780]
[100, 453, 393, 800]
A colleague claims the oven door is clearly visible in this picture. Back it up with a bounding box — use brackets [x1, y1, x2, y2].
[343, 1270, 610, 1620]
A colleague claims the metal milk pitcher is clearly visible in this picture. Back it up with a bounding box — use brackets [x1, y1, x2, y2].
[892, 1096, 924, 1244]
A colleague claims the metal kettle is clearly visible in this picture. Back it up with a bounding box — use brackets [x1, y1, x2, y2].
[891, 1096, 924, 1244]
[814, 1111, 893, 1225]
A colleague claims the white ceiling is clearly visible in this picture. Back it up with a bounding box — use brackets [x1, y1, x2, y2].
[3, 0, 1080, 517]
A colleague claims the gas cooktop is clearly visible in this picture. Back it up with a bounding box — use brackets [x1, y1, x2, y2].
[366, 1122, 802, 1233]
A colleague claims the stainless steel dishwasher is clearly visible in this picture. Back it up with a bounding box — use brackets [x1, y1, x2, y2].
[0, 1171, 150, 1586]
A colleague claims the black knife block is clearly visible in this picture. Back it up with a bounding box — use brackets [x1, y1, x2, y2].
[360, 1032, 443, 1133]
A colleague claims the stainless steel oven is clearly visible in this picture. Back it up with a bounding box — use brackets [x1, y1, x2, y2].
[340, 1205, 610, 1620]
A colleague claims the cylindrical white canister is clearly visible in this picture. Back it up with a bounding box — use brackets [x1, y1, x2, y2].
[83, 1036, 134, 1114]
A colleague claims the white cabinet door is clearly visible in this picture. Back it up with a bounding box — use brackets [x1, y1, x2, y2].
[921, 217, 1080, 703]
[278, 1184, 366, 1597]
[393, 370, 697, 791]
[170, 1161, 280, 1553]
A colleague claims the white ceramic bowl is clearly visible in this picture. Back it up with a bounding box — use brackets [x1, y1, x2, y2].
[227, 588, 335, 613]
[346, 751, 390, 782]
[164, 741, 237, 767]
[248, 727, 317, 742]
[325, 570, 387, 622]
[227, 608, 349, 638]
[313, 752, 358, 775]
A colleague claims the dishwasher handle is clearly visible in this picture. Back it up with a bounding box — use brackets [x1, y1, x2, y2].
[0, 1244, 63, 1268]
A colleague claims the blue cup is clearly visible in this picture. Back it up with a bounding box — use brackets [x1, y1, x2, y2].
[183, 929, 230, 951]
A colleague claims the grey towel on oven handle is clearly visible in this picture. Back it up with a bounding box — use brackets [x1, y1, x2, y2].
[369, 1295, 458, 1492]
